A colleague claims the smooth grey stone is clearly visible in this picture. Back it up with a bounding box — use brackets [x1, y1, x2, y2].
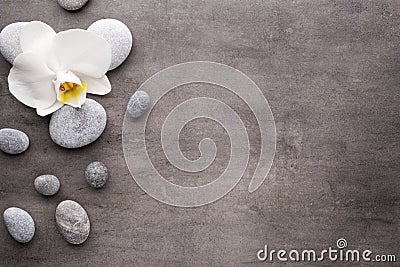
[3, 207, 35, 243]
[127, 91, 150, 118]
[55, 200, 90, 245]
[49, 99, 107, 148]
[0, 128, 29, 154]
[0, 22, 28, 64]
[85, 161, 108, 188]
[57, 0, 89, 11]
[34, 175, 60, 196]
[88, 19, 132, 70]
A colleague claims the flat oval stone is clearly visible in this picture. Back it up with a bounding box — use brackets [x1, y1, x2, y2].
[55, 200, 90, 245]
[3, 207, 35, 243]
[0, 128, 29, 154]
[0, 22, 28, 64]
[88, 19, 132, 70]
[49, 99, 107, 148]
[34, 175, 60, 196]
[85, 161, 108, 188]
[57, 0, 89, 11]
[127, 91, 150, 118]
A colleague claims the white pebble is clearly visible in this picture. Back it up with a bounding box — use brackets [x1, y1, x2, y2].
[0, 128, 29, 154]
[34, 175, 61, 196]
[127, 91, 150, 118]
[3, 207, 35, 243]
[88, 19, 133, 71]
[0, 22, 28, 64]
[57, 0, 89, 11]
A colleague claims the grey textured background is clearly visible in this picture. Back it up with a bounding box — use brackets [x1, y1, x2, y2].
[0, 0, 399, 266]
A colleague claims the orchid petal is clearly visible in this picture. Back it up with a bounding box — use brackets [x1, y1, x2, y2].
[8, 52, 56, 109]
[19, 21, 60, 71]
[53, 29, 111, 78]
[81, 75, 111, 95]
[36, 101, 63, 116]
[20, 21, 56, 53]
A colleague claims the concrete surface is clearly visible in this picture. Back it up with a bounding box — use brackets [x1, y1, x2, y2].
[0, 0, 399, 266]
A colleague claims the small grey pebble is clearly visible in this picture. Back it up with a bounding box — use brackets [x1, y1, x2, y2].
[0, 128, 29, 154]
[127, 91, 150, 118]
[34, 175, 60, 196]
[49, 99, 107, 149]
[85, 161, 108, 188]
[3, 207, 35, 243]
[55, 200, 90, 245]
[57, 0, 89, 11]
[0, 22, 28, 64]
[88, 19, 132, 70]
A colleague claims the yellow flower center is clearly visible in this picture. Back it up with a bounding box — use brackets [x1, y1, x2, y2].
[59, 82, 87, 104]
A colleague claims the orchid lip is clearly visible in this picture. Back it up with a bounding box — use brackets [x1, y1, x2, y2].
[53, 70, 87, 107]
[58, 81, 87, 104]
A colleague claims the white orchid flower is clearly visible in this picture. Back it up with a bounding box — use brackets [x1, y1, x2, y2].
[8, 21, 112, 116]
